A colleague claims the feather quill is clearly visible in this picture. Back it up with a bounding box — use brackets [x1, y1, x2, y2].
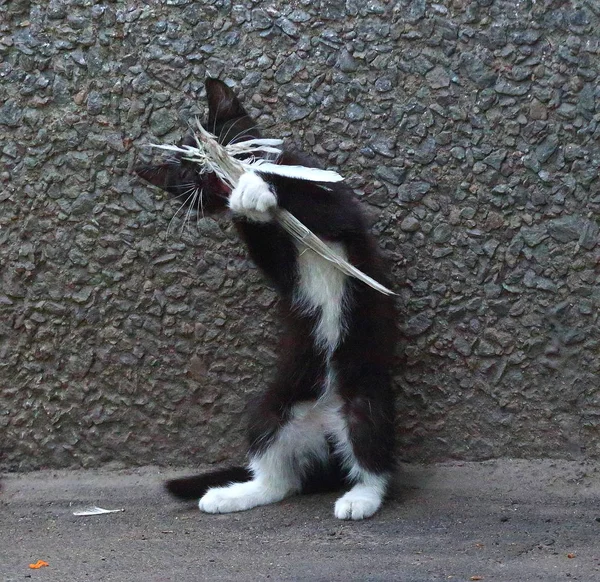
[150, 121, 396, 296]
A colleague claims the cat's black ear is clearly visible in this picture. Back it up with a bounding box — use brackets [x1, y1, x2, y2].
[205, 78, 248, 124]
[134, 164, 170, 190]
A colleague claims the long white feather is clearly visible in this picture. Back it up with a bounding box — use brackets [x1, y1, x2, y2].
[250, 162, 344, 183]
[231, 138, 284, 149]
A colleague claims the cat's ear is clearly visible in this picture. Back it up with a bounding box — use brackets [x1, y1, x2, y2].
[134, 164, 170, 190]
[205, 78, 248, 124]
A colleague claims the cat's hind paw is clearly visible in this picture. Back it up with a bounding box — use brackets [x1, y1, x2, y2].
[198, 481, 286, 514]
[199, 486, 253, 514]
[334, 489, 383, 520]
[229, 172, 277, 222]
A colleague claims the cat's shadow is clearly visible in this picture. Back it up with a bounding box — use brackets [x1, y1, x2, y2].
[388, 462, 435, 503]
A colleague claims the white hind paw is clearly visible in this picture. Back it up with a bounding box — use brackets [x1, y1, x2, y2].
[334, 494, 382, 520]
[229, 172, 276, 222]
[334, 478, 386, 520]
[199, 486, 254, 514]
[198, 480, 287, 514]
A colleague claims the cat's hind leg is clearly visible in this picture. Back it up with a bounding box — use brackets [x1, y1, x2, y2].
[200, 311, 330, 515]
[333, 470, 390, 520]
[328, 369, 396, 520]
[199, 401, 329, 514]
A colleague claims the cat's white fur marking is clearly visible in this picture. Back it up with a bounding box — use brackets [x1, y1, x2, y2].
[232, 173, 349, 353]
[199, 479, 284, 514]
[294, 243, 348, 354]
[320, 378, 390, 520]
[229, 172, 277, 222]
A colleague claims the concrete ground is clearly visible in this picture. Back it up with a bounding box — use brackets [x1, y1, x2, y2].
[1, 460, 599, 582]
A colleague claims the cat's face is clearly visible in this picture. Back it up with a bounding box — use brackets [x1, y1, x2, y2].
[135, 78, 259, 214]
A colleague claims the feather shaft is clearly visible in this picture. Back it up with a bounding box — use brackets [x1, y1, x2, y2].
[275, 210, 395, 295]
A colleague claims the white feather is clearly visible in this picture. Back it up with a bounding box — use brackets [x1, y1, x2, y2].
[232, 138, 284, 149]
[72, 506, 124, 516]
[248, 162, 344, 183]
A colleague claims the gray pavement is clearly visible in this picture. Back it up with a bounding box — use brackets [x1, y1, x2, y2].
[1, 460, 599, 581]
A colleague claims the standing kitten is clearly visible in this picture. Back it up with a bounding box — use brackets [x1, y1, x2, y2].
[135, 79, 397, 520]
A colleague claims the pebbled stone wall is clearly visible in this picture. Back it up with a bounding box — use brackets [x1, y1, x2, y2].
[1, 0, 599, 471]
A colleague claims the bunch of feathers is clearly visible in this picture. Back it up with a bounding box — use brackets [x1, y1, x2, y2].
[152, 121, 395, 296]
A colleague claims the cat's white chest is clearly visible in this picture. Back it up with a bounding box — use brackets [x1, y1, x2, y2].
[294, 243, 348, 354]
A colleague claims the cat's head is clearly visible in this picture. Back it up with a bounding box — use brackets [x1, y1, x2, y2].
[134, 78, 259, 214]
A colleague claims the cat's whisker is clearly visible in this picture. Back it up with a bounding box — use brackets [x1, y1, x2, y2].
[180, 195, 195, 236]
[220, 116, 252, 145]
[190, 188, 201, 230]
[166, 200, 188, 238]
[193, 188, 204, 232]
[214, 97, 241, 144]
[181, 188, 199, 236]
[211, 97, 225, 136]
[145, 166, 163, 177]
[169, 186, 197, 201]
[217, 113, 254, 145]
[166, 185, 197, 237]
[198, 187, 205, 221]
[228, 123, 261, 147]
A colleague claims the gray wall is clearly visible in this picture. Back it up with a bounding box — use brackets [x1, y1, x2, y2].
[1, 0, 599, 471]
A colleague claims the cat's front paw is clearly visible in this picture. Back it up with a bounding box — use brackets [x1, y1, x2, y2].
[334, 490, 382, 520]
[229, 172, 277, 222]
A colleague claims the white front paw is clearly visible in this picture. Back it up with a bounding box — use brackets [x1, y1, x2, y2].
[229, 172, 277, 222]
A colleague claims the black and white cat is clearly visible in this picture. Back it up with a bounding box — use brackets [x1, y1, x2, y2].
[135, 79, 397, 520]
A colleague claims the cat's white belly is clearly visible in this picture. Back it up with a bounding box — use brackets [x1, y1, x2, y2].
[293, 242, 348, 354]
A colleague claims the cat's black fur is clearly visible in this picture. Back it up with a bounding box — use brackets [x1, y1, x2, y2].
[135, 79, 397, 519]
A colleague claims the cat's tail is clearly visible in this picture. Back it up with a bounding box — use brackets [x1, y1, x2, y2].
[165, 466, 252, 500]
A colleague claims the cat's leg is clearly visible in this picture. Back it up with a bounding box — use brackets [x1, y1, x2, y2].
[199, 326, 329, 514]
[328, 370, 396, 520]
[228, 172, 277, 222]
[197, 447, 299, 514]
[332, 460, 390, 520]
[198, 401, 329, 514]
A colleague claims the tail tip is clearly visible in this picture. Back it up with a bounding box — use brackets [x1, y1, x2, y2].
[164, 477, 195, 500]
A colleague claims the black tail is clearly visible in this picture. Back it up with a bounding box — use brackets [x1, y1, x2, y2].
[165, 467, 252, 500]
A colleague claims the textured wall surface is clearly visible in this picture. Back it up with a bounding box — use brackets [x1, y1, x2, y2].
[1, 0, 599, 471]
